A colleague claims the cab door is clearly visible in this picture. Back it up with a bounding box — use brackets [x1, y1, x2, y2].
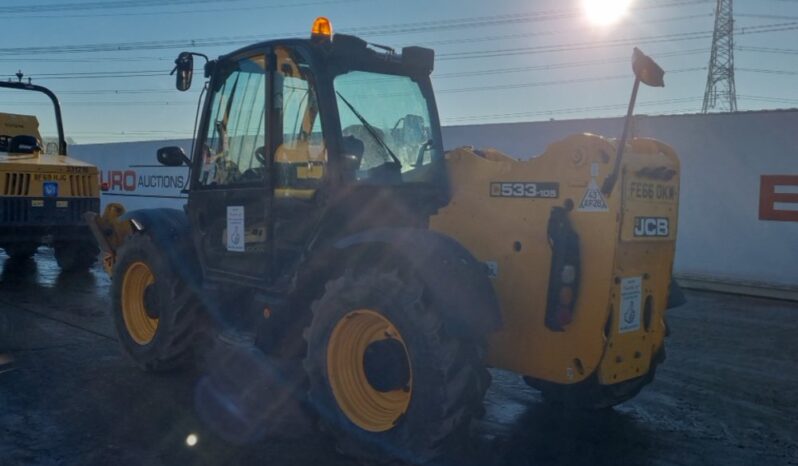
[270, 45, 328, 277]
[187, 52, 272, 285]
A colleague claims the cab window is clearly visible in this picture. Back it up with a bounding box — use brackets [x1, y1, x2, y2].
[199, 55, 268, 187]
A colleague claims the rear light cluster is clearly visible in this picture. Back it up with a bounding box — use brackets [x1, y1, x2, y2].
[545, 207, 581, 332]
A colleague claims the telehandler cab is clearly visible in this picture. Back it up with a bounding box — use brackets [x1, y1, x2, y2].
[87, 17, 682, 464]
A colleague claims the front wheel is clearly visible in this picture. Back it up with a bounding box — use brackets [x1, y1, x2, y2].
[3, 242, 39, 261]
[304, 270, 489, 464]
[111, 234, 200, 371]
[54, 240, 98, 272]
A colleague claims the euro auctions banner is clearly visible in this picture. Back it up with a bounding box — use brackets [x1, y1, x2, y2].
[71, 139, 190, 212]
[99, 165, 188, 204]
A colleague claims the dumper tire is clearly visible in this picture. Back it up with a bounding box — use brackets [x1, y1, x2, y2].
[304, 270, 489, 465]
[3, 242, 39, 261]
[54, 240, 98, 272]
[111, 233, 200, 372]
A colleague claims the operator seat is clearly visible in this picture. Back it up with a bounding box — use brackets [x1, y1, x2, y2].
[8, 135, 42, 154]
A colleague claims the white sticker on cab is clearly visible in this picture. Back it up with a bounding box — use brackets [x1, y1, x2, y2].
[227, 206, 245, 252]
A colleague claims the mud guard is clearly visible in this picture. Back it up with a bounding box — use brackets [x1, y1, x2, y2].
[334, 228, 502, 338]
[667, 280, 687, 309]
[121, 208, 202, 287]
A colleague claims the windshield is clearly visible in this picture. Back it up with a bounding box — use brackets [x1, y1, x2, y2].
[333, 71, 440, 179]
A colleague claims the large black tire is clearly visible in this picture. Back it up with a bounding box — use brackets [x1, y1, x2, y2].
[54, 240, 99, 272]
[111, 234, 200, 372]
[304, 270, 489, 465]
[527, 350, 663, 410]
[3, 242, 39, 261]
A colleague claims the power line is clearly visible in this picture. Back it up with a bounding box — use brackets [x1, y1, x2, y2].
[437, 22, 798, 61]
[53, 89, 178, 95]
[0, 1, 715, 56]
[3, 0, 244, 13]
[736, 46, 798, 55]
[738, 95, 798, 104]
[12, 63, 795, 98]
[1, 46, 708, 85]
[0, 101, 196, 106]
[434, 49, 708, 79]
[8, 0, 367, 19]
[442, 94, 798, 124]
[737, 67, 798, 76]
[1, 41, 711, 85]
[0, 56, 171, 63]
[0, 11, 713, 68]
[443, 97, 705, 123]
[1, 72, 168, 81]
[737, 13, 798, 21]
[4, 0, 710, 20]
[0, 68, 707, 104]
[70, 130, 194, 135]
[437, 67, 705, 95]
[421, 13, 714, 48]
[10, 69, 166, 77]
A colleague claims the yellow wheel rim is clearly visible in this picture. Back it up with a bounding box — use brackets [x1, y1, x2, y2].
[121, 261, 158, 345]
[327, 309, 413, 432]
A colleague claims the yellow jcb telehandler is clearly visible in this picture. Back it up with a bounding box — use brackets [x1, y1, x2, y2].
[87, 18, 683, 464]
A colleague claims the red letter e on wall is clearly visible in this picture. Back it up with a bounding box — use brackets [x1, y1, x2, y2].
[760, 175, 798, 222]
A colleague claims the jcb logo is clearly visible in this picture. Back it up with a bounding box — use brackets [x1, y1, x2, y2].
[634, 217, 669, 237]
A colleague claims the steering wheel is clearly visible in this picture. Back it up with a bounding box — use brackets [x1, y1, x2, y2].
[255, 146, 268, 166]
[240, 167, 263, 182]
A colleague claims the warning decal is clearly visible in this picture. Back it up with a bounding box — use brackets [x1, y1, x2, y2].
[226, 206, 245, 252]
[578, 178, 609, 212]
[619, 277, 642, 333]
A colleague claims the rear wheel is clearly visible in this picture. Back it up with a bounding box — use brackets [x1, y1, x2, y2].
[111, 234, 200, 371]
[54, 240, 98, 272]
[304, 270, 488, 464]
[3, 242, 39, 261]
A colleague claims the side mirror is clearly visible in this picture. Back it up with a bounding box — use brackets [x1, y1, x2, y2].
[632, 47, 665, 87]
[172, 52, 194, 91]
[402, 46, 435, 73]
[157, 146, 189, 166]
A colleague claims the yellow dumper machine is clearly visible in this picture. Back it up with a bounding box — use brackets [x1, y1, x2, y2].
[0, 78, 100, 270]
[88, 18, 681, 464]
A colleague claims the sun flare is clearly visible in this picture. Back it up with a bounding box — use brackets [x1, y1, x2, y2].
[582, 0, 632, 26]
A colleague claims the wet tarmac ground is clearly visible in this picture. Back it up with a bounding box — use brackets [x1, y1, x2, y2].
[0, 250, 796, 466]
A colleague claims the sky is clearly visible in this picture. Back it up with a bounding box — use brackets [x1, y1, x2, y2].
[1, 0, 797, 144]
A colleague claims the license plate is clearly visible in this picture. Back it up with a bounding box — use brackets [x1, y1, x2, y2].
[626, 180, 677, 203]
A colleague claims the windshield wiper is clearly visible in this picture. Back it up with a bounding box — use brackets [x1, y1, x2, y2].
[335, 91, 402, 168]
